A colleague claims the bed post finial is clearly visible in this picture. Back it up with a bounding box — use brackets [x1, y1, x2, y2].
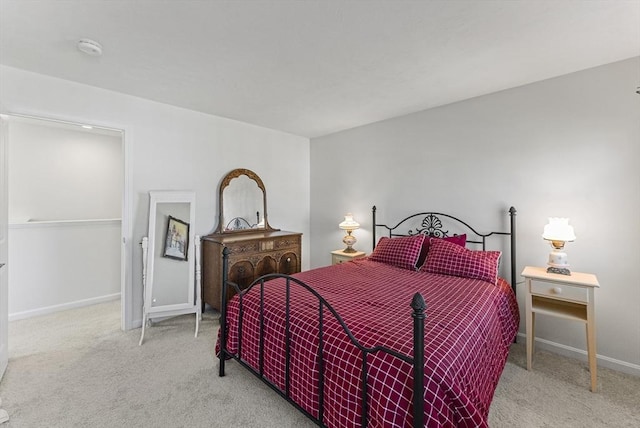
[411, 293, 426, 428]
[410, 293, 426, 313]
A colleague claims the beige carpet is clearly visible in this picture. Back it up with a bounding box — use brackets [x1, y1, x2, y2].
[0, 301, 638, 427]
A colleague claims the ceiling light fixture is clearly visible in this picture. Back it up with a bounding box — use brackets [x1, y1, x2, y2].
[77, 38, 103, 57]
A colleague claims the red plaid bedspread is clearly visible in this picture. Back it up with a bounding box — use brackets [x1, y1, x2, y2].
[217, 259, 519, 427]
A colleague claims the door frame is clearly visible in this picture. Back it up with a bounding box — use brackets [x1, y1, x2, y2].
[0, 115, 9, 380]
[3, 113, 134, 331]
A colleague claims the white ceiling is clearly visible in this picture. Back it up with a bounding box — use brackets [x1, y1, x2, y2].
[1, 1, 639, 138]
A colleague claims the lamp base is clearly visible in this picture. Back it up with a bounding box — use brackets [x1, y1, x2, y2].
[547, 266, 571, 275]
[343, 232, 357, 253]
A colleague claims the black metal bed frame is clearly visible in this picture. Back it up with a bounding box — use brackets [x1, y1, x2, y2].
[218, 206, 517, 427]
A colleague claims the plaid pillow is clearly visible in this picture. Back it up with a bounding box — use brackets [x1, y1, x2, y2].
[420, 238, 501, 284]
[416, 234, 467, 268]
[369, 235, 426, 270]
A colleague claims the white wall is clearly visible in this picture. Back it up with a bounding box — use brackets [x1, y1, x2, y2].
[8, 220, 121, 320]
[0, 65, 311, 328]
[310, 57, 640, 375]
[8, 120, 122, 222]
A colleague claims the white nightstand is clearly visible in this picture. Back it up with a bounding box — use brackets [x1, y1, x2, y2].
[331, 249, 366, 265]
[521, 266, 600, 392]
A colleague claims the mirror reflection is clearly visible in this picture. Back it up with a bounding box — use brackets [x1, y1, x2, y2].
[223, 175, 263, 231]
[216, 168, 277, 233]
[152, 202, 190, 307]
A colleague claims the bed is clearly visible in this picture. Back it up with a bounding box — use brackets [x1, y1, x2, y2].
[216, 206, 519, 427]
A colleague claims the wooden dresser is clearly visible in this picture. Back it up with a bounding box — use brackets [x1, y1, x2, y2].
[201, 230, 302, 311]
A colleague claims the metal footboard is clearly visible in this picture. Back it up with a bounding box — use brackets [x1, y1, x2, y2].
[218, 246, 427, 427]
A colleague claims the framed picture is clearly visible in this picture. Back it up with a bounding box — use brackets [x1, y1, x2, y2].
[163, 215, 190, 261]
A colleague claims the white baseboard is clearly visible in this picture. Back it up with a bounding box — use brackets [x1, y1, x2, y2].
[8, 293, 121, 321]
[517, 332, 640, 377]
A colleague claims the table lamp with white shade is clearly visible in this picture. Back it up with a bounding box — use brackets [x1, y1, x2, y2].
[339, 213, 360, 253]
[542, 217, 576, 275]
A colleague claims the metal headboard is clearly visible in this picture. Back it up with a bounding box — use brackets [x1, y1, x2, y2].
[372, 206, 517, 294]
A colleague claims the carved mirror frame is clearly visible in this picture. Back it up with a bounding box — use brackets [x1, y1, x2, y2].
[215, 168, 278, 234]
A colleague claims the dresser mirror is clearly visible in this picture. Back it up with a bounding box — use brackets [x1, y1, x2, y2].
[215, 168, 277, 233]
[139, 190, 201, 345]
[202, 170, 301, 312]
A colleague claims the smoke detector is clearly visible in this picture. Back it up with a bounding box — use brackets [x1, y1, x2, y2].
[77, 38, 103, 56]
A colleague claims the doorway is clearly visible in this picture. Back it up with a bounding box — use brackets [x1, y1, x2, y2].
[4, 114, 130, 332]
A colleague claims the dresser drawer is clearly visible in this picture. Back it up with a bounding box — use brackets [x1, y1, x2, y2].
[275, 235, 301, 250]
[530, 281, 588, 304]
[227, 236, 299, 253]
[227, 240, 260, 254]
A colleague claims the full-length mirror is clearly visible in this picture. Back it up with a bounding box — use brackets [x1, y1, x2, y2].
[139, 191, 201, 345]
[215, 168, 277, 233]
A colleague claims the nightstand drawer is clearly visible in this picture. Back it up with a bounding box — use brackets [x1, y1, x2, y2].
[331, 250, 366, 265]
[530, 281, 588, 303]
[332, 254, 350, 264]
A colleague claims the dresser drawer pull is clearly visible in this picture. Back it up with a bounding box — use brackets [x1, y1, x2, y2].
[553, 287, 562, 294]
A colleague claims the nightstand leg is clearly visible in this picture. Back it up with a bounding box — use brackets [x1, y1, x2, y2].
[526, 312, 535, 370]
[531, 313, 535, 356]
[587, 320, 598, 392]
[586, 300, 597, 392]
[526, 278, 534, 370]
